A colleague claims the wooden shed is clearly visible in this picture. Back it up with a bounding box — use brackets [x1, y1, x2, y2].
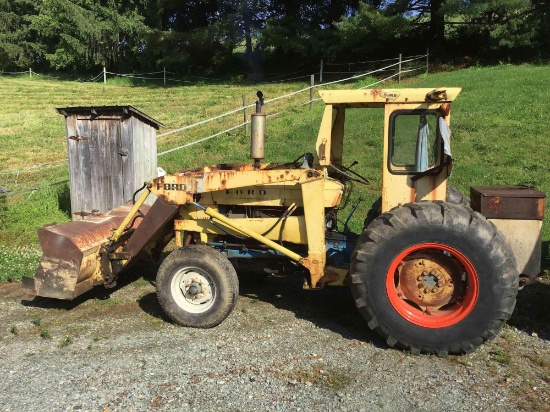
[56, 106, 163, 220]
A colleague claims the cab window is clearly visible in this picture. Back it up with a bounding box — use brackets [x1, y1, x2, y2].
[389, 110, 441, 173]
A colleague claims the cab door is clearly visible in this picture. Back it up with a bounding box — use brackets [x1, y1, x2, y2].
[381, 103, 451, 212]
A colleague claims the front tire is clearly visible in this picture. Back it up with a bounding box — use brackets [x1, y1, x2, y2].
[156, 245, 239, 328]
[350, 201, 518, 355]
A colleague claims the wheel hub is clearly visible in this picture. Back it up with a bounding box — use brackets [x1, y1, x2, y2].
[178, 271, 213, 306]
[397, 252, 463, 311]
[187, 282, 202, 296]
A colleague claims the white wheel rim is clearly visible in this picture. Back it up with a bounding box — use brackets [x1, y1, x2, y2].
[171, 267, 216, 314]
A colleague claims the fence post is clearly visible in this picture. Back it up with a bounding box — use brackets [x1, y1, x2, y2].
[426, 47, 429, 76]
[398, 53, 402, 84]
[319, 59, 323, 83]
[103, 67, 107, 84]
[310, 75, 315, 110]
[29, 68, 32, 79]
[242, 94, 248, 135]
[164, 67, 166, 86]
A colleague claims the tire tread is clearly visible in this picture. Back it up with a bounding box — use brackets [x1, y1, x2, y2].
[351, 201, 518, 355]
[156, 245, 239, 328]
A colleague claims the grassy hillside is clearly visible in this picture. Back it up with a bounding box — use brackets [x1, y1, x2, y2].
[0, 65, 548, 281]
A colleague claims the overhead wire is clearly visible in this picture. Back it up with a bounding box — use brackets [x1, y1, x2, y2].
[3, 54, 427, 195]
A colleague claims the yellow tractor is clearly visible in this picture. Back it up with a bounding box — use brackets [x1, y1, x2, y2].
[24, 88, 538, 356]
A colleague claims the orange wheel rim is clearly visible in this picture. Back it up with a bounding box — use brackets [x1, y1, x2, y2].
[386, 243, 479, 328]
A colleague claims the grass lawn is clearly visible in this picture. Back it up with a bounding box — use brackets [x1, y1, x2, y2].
[0, 64, 548, 282]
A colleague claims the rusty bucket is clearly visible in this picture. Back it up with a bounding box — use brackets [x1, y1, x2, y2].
[22, 204, 149, 300]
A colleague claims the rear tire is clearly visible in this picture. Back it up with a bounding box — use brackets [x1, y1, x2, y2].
[446, 185, 470, 208]
[363, 185, 470, 228]
[351, 201, 518, 355]
[156, 245, 239, 328]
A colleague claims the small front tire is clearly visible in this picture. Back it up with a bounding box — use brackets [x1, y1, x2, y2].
[156, 245, 239, 328]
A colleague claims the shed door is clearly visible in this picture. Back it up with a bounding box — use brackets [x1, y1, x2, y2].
[68, 117, 124, 219]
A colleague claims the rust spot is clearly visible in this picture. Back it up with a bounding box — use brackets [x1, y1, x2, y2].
[220, 179, 227, 190]
[440, 103, 451, 117]
[28, 204, 153, 300]
[192, 171, 205, 179]
[489, 197, 501, 214]
[370, 89, 382, 99]
[538, 199, 545, 218]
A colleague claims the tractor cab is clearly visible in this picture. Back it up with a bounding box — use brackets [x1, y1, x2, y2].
[315, 88, 461, 212]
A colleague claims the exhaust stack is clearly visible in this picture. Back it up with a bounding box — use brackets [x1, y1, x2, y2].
[250, 91, 266, 169]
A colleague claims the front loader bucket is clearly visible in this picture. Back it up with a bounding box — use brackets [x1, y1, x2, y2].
[22, 204, 150, 300]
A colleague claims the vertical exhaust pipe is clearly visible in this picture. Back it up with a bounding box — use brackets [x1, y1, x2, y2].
[250, 91, 266, 169]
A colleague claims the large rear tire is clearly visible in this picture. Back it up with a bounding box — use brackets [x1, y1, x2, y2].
[156, 245, 239, 328]
[446, 185, 470, 208]
[351, 201, 518, 355]
[363, 185, 470, 228]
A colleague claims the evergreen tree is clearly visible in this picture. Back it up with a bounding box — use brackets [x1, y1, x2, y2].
[31, 0, 149, 71]
[0, 0, 41, 70]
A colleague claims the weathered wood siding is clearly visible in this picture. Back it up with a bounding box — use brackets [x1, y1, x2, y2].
[121, 116, 158, 205]
[60, 106, 161, 220]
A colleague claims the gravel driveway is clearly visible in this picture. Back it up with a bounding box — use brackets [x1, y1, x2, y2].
[1, 266, 549, 412]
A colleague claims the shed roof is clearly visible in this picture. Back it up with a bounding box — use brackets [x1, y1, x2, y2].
[56, 105, 164, 130]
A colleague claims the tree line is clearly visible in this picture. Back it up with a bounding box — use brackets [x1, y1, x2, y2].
[1, 0, 548, 78]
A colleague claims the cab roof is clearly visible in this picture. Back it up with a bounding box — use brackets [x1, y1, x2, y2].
[319, 88, 462, 108]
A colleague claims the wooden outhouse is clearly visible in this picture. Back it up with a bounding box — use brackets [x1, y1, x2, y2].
[56, 106, 163, 220]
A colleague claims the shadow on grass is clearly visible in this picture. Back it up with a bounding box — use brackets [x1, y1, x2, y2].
[541, 240, 549, 273]
[56, 183, 72, 218]
[137, 292, 174, 323]
[508, 278, 550, 341]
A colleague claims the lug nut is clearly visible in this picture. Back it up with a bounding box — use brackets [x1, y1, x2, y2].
[436, 274, 443, 280]
[422, 271, 428, 277]
[417, 276, 423, 281]
[437, 282, 443, 287]
[418, 283, 424, 289]
[424, 287, 430, 293]
[430, 270, 436, 276]
[432, 287, 439, 293]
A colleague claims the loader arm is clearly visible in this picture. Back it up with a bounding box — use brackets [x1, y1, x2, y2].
[152, 164, 331, 288]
